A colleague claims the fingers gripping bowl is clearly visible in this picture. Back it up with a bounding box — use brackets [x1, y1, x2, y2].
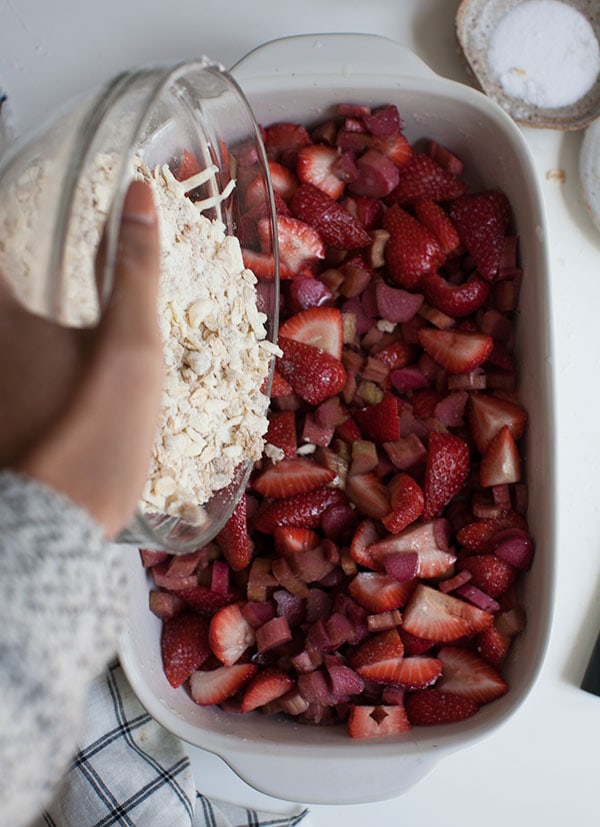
[0, 60, 279, 554]
[119, 35, 555, 804]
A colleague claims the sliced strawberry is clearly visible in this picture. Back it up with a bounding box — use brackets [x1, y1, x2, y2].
[208, 602, 255, 666]
[240, 668, 295, 713]
[349, 519, 382, 569]
[370, 340, 415, 371]
[417, 327, 494, 375]
[479, 425, 521, 487]
[437, 645, 509, 704]
[161, 613, 211, 688]
[402, 584, 493, 641]
[449, 191, 511, 280]
[347, 704, 411, 738]
[421, 272, 490, 318]
[253, 486, 346, 533]
[476, 624, 513, 669]
[468, 393, 527, 454]
[383, 204, 444, 289]
[245, 162, 298, 209]
[389, 152, 466, 204]
[369, 525, 456, 580]
[277, 336, 346, 405]
[172, 148, 200, 182]
[258, 215, 325, 275]
[348, 571, 414, 613]
[216, 495, 253, 572]
[189, 663, 257, 706]
[353, 393, 402, 443]
[357, 653, 443, 689]
[456, 519, 501, 552]
[279, 306, 343, 359]
[381, 473, 424, 534]
[253, 457, 336, 498]
[270, 369, 294, 398]
[413, 199, 460, 255]
[404, 689, 478, 725]
[296, 144, 346, 200]
[273, 525, 321, 556]
[290, 183, 371, 249]
[345, 472, 391, 519]
[422, 431, 470, 520]
[350, 629, 405, 668]
[265, 410, 297, 459]
[370, 131, 412, 168]
[242, 248, 294, 281]
[264, 121, 312, 167]
[458, 554, 519, 599]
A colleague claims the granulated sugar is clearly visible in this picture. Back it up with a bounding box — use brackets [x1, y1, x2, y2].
[489, 0, 600, 108]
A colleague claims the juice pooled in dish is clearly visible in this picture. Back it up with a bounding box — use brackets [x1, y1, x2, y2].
[142, 102, 533, 738]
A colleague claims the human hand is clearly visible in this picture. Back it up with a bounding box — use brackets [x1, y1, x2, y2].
[1, 181, 163, 538]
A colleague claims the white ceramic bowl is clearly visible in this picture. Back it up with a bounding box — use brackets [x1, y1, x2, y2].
[119, 33, 556, 805]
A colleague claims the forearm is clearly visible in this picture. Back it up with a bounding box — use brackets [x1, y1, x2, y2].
[0, 470, 128, 826]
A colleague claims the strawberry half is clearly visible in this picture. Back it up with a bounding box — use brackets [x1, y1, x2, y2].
[189, 663, 257, 706]
[265, 410, 297, 459]
[253, 486, 346, 533]
[258, 215, 325, 275]
[389, 152, 466, 204]
[353, 393, 402, 443]
[216, 495, 253, 572]
[279, 306, 343, 359]
[383, 203, 444, 289]
[290, 183, 372, 249]
[436, 645, 509, 704]
[296, 144, 346, 200]
[357, 654, 443, 690]
[161, 613, 211, 688]
[240, 668, 295, 713]
[264, 121, 312, 168]
[449, 191, 511, 280]
[253, 457, 336, 498]
[347, 704, 411, 738]
[348, 571, 415, 613]
[208, 602, 256, 666]
[402, 584, 493, 641]
[381, 472, 425, 534]
[421, 272, 491, 318]
[417, 327, 494, 375]
[404, 689, 478, 725]
[277, 336, 346, 405]
[468, 393, 528, 454]
[422, 431, 470, 520]
[458, 554, 519, 599]
[479, 424, 521, 487]
[413, 199, 460, 255]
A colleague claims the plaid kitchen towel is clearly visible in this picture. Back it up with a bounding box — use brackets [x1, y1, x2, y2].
[34, 661, 309, 827]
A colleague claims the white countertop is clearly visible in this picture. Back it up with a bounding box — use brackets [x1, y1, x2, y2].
[2, 1, 599, 823]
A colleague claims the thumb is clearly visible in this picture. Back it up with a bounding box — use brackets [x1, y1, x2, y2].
[100, 179, 161, 344]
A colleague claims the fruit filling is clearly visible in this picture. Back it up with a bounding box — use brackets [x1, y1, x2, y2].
[143, 103, 533, 737]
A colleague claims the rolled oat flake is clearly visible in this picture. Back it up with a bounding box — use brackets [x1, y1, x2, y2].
[489, 0, 600, 108]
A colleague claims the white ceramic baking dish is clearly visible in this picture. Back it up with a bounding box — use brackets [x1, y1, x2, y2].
[119, 33, 556, 805]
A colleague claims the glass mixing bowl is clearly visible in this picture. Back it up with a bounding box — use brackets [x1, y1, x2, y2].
[0, 59, 280, 553]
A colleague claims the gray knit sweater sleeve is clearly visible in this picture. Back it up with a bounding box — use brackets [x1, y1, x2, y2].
[0, 470, 129, 827]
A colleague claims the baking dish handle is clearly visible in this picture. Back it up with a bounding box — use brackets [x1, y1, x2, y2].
[218, 747, 440, 805]
[231, 32, 437, 82]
